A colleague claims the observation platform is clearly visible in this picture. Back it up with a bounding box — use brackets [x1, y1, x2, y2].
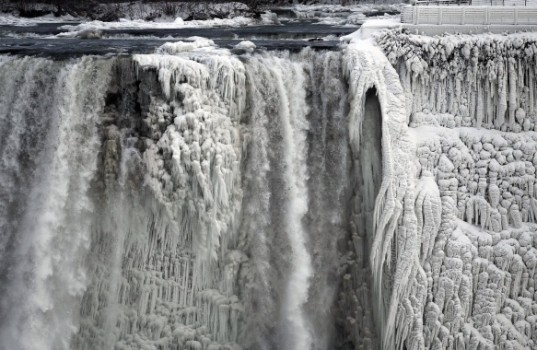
[361, 2, 537, 37]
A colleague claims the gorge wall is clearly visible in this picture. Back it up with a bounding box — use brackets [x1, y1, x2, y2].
[0, 31, 536, 350]
[375, 31, 537, 350]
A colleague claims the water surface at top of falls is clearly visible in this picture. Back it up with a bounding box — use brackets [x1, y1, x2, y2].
[0, 17, 361, 56]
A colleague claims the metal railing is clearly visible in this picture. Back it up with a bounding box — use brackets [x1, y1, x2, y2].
[472, 0, 537, 5]
[412, 0, 537, 5]
[402, 4, 537, 24]
[413, 0, 470, 5]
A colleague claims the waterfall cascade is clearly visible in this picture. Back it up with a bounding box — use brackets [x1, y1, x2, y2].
[0, 43, 357, 350]
[1, 30, 537, 350]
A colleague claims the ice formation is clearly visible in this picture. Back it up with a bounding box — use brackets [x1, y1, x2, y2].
[340, 38, 419, 349]
[1, 27, 537, 350]
[369, 30, 537, 349]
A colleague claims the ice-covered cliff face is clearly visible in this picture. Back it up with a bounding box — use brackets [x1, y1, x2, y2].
[371, 31, 537, 349]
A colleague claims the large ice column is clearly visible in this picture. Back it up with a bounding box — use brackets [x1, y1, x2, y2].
[338, 86, 384, 349]
[0, 57, 113, 350]
[102, 45, 246, 350]
[343, 39, 419, 349]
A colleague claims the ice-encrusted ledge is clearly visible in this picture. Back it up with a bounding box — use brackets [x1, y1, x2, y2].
[343, 36, 420, 349]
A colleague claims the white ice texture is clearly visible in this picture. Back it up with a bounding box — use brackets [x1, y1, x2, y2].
[359, 30, 537, 349]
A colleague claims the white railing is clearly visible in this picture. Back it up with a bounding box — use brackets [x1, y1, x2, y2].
[401, 5, 537, 24]
[413, 0, 537, 5]
[472, 0, 537, 5]
[414, 0, 470, 5]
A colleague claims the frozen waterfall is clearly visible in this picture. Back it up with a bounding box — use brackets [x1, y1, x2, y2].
[1, 30, 537, 350]
[0, 46, 356, 350]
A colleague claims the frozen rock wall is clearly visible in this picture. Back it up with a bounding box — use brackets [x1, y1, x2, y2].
[372, 31, 537, 349]
[81, 46, 356, 350]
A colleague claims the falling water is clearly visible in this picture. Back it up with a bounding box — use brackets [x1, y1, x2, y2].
[0, 57, 113, 350]
[0, 44, 369, 350]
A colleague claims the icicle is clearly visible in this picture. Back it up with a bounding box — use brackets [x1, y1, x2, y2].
[415, 172, 442, 264]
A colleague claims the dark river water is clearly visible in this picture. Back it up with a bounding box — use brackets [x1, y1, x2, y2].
[0, 20, 360, 56]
